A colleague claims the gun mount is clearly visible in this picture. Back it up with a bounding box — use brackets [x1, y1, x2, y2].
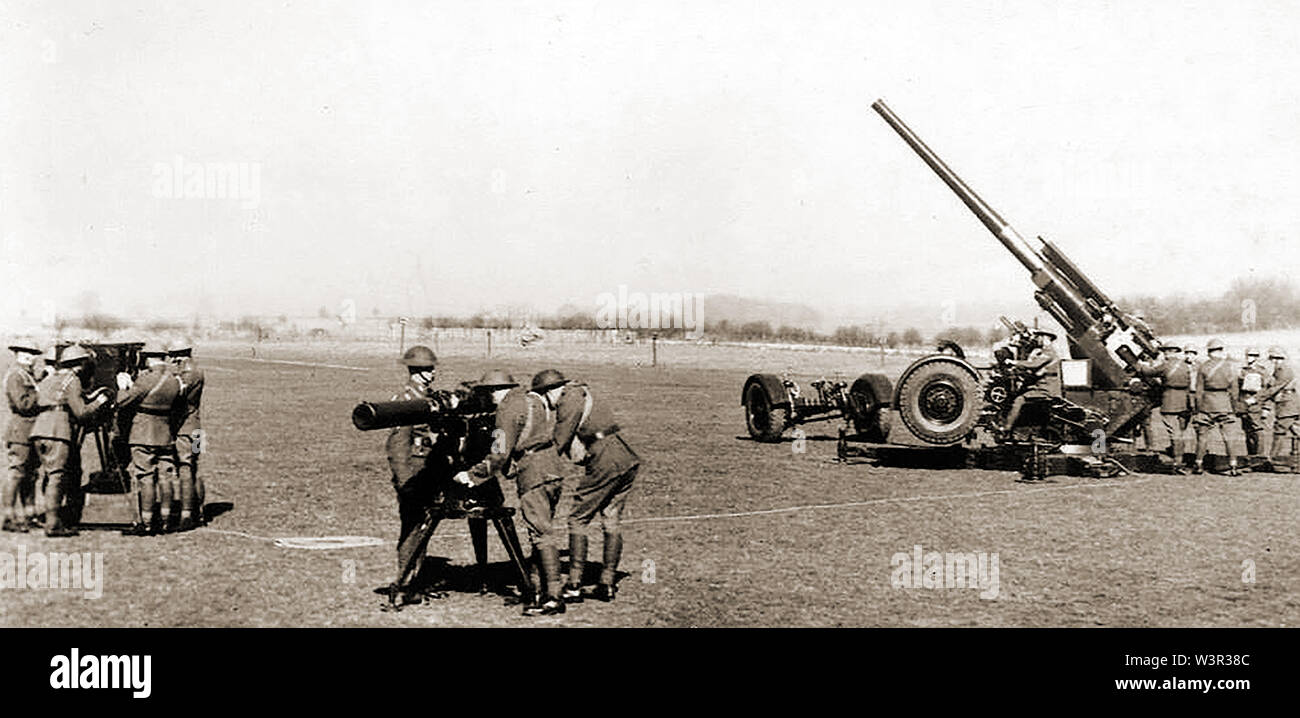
[741, 100, 1183, 479]
[351, 387, 534, 608]
[871, 99, 1164, 443]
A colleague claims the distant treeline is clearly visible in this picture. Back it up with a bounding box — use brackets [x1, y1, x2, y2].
[1124, 277, 1298, 336]
[53, 276, 1294, 346]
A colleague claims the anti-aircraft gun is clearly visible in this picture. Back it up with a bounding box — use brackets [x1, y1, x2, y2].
[742, 100, 1172, 478]
[870, 99, 1162, 450]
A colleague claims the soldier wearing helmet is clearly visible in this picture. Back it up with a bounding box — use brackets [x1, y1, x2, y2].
[3, 338, 46, 531]
[168, 337, 206, 524]
[1258, 347, 1297, 470]
[547, 375, 641, 604]
[118, 342, 185, 534]
[998, 329, 1061, 436]
[1136, 342, 1196, 470]
[460, 370, 520, 593]
[1239, 346, 1273, 457]
[384, 345, 451, 604]
[29, 344, 111, 536]
[455, 368, 569, 616]
[1191, 338, 1243, 475]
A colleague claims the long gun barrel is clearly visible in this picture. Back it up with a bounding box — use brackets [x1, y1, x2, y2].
[872, 99, 1161, 388]
[352, 391, 495, 432]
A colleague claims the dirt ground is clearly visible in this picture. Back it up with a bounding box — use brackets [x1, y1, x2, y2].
[1, 338, 1297, 627]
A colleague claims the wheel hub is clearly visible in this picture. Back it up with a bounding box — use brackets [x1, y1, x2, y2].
[920, 381, 963, 424]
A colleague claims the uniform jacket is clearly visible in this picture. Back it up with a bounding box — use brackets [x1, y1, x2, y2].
[1238, 362, 1271, 414]
[1260, 363, 1298, 418]
[4, 364, 42, 444]
[117, 364, 183, 446]
[553, 382, 640, 483]
[30, 370, 102, 442]
[1138, 356, 1194, 414]
[1013, 345, 1061, 397]
[384, 383, 454, 492]
[172, 357, 205, 434]
[468, 387, 561, 486]
[1196, 358, 1239, 415]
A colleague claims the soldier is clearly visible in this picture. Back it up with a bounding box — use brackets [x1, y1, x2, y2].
[455, 369, 569, 616]
[1136, 342, 1195, 469]
[168, 338, 206, 524]
[1184, 345, 1200, 379]
[3, 338, 45, 532]
[1258, 347, 1298, 470]
[1239, 347, 1272, 457]
[999, 330, 1061, 435]
[384, 345, 447, 604]
[29, 345, 111, 537]
[118, 342, 184, 535]
[1192, 339, 1243, 476]
[546, 377, 641, 603]
[456, 370, 525, 595]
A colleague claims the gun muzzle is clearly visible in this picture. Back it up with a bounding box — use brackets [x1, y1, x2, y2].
[872, 99, 1047, 276]
[351, 399, 436, 431]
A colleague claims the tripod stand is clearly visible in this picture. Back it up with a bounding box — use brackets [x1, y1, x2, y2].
[391, 483, 533, 609]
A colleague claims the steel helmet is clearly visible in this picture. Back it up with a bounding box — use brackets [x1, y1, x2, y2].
[1184, 345, 1198, 354]
[167, 337, 193, 356]
[58, 344, 92, 366]
[1160, 342, 1181, 352]
[140, 341, 169, 357]
[1269, 346, 1288, 360]
[1206, 338, 1225, 352]
[1246, 347, 1260, 357]
[399, 345, 437, 368]
[7, 337, 40, 355]
[476, 370, 518, 389]
[530, 369, 568, 393]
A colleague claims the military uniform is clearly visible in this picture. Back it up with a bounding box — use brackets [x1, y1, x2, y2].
[467, 385, 567, 607]
[1193, 353, 1243, 471]
[1137, 352, 1195, 461]
[3, 362, 42, 530]
[1239, 355, 1272, 457]
[1001, 341, 1061, 432]
[171, 354, 205, 521]
[385, 379, 460, 587]
[30, 360, 108, 534]
[1260, 354, 1298, 468]
[553, 382, 640, 599]
[117, 360, 183, 531]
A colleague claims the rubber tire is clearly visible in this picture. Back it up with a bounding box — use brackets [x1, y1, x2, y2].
[848, 377, 891, 443]
[744, 383, 790, 443]
[896, 358, 981, 445]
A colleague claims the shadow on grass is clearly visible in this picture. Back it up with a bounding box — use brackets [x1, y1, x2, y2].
[733, 434, 840, 443]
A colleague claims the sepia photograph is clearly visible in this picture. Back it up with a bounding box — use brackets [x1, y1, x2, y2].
[1, 0, 1293, 698]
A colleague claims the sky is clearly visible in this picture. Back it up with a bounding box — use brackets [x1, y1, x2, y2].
[2, 0, 1299, 327]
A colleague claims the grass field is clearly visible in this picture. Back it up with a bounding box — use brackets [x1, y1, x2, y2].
[1, 337, 1298, 627]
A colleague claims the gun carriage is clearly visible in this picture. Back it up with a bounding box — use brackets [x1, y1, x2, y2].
[742, 100, 1183, 479]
